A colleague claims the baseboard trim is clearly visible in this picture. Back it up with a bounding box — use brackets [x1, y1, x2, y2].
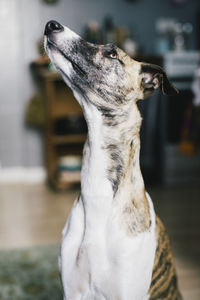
[0, 167, 47, 184]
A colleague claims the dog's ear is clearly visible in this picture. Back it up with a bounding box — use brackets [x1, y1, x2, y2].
[141, 63, 179, 98]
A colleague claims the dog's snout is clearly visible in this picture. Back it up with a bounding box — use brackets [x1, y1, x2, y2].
[45, 20, 64, 35]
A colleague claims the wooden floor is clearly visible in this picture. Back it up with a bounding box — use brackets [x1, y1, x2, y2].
[0, 183, 199, 299]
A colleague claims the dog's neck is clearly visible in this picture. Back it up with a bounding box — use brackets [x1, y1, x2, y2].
[80, 97, 150, 234]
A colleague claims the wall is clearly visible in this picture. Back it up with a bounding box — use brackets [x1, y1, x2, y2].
[0, 0, 199, 169]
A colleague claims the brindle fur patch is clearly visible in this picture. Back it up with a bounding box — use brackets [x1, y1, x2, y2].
[122, 193, 151, 234]
[106, 142, 124, 195]
[99, 107, 129, 127]
[104, 118, 151, 234]
[149, 217, 182, 300]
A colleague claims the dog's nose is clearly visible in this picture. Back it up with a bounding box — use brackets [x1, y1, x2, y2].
[45, 20, 64, 35]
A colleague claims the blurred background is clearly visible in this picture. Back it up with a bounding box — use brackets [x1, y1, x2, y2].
[0, 0, 200, 299]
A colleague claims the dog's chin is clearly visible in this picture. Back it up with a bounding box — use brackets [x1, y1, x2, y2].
[44, 39, 74, 84]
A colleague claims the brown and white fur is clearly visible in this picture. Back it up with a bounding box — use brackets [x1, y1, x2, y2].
[44, 20, 182, 300]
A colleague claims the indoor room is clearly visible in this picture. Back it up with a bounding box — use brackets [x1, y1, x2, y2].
[0, 0, 200, 299]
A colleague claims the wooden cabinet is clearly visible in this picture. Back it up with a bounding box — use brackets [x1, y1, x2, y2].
[32, 63, 86, 189]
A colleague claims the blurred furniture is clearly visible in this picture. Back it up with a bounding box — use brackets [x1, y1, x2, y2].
[31, 59, 87, 189]
[163, 51, 200, 184]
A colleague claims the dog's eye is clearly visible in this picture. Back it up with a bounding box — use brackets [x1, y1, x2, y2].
[109, 51, 117, 59]
[106, 50, 118, 59]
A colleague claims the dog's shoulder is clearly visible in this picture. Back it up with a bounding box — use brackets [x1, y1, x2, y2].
[149, 216, 182, 300]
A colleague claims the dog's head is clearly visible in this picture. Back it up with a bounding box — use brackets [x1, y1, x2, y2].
[44, 21, 178, 110]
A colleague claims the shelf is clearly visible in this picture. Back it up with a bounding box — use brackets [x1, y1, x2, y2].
[32, 61, 86, 190]
[59, 170, 81, 182]
[51, 134, 87, 145]
[51, 177, 81, 190]
[31, 62, 61, 81]
[40, 69, 61, 80]
[50, 170, 81, 190]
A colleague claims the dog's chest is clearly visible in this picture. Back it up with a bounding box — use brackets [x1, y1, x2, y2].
[61, 195, 156, 300]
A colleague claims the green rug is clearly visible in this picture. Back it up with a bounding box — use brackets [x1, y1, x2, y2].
[0, 244, 63, 300]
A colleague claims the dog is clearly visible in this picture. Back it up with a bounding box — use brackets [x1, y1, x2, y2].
[44, 20, 182, 300]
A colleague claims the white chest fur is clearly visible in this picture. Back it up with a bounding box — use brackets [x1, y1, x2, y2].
[60, 193, 156, 300]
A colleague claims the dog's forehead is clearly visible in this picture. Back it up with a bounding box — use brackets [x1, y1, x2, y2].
[117, 48, 131, 62]
[116, 48, 141, 80]
[117, 48, 141, 71]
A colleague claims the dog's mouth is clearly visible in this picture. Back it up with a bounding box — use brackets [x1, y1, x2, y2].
[46, 37, 87, 78]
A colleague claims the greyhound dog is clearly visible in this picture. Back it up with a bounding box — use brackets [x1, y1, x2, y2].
[44, 20, 182, 300]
